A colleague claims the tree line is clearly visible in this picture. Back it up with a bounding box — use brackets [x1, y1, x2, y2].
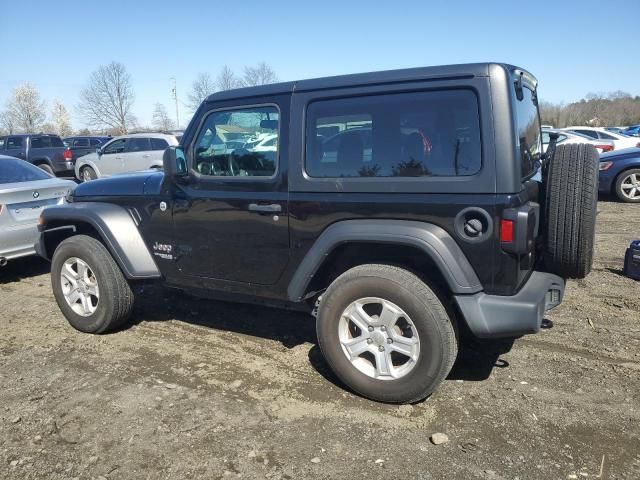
[539, 92, 640, 128]
[6, 63, 639, 137]
[0, 61, 278, 137]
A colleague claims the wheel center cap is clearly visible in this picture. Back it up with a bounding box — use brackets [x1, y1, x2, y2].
[371, 331, 386, 346]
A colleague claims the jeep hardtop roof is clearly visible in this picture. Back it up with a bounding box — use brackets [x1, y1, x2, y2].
[205, 62, 536, 103]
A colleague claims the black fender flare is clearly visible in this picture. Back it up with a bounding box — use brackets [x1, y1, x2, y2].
[31, 157, 53, 167]
[38, 202, 161, 279]
[287, 219, 482, 302]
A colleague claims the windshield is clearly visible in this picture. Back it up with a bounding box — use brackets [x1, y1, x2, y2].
[0, 158, 52, 183]
[515, 85, 542, 179]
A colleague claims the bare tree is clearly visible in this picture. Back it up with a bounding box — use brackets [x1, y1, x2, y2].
[51, 99, 73, 137]
[78, 62, 135, 135]
[241, 62, 278, 87]
[216, 65, 242, 91]
[4, 83, 46, 133]
[187, 72, 216, 111]
[0, 111, 17, 134]
[152, 103, 175, 131]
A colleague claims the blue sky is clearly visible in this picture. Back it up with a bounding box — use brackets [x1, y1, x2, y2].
[2, 0, 638, 130]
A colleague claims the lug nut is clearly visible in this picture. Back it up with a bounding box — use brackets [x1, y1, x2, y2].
[367, 338, 373, 344]
[380, 326, 386, 331]
[368, 326, 374, 332]
[378, 346, 385, 352]
[387, 338, 392, 344]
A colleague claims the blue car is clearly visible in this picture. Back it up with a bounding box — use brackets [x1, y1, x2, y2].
[599, 147, 640, 202]
[622, 125, 640, 137]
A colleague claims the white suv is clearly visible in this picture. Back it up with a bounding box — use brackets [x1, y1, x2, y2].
[74, 133, 179, 181]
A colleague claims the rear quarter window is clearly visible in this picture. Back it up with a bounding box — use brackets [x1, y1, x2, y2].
[305, 89, 481, 178]
[515, 87, 542, 179]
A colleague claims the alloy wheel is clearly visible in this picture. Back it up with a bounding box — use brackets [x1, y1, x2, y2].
[338, 297, 420, 380]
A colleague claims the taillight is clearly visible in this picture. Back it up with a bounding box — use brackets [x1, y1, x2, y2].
[500, 219, 514, 243]
[63, 149, 72, 160]
[636, 142, 640, 148]
[596, 145, 614, 153]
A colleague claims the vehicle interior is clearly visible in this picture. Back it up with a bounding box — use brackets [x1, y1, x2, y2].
[193, 108, 278, 177]
[305, 90, 481, 178]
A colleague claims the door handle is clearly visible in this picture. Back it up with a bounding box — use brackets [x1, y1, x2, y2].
[248, 203, 282, 213]
[143, 154, 151, 158]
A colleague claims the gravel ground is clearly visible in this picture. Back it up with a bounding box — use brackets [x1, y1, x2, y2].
[1, 199, 639, 480]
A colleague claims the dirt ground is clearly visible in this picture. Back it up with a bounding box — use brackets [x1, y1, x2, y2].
[1, 198, 639, 480]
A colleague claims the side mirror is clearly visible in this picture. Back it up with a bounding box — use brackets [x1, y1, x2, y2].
[96, 147, 102, 156]
[162, 146, 188, 179]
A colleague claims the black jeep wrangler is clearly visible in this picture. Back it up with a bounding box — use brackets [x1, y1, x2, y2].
[37, 63, 598, 404]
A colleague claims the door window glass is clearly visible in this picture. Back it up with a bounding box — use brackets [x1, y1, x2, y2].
[193, 106, 279, 177]
[73, 138, 90, 147]
[7, 137, 24, 149]
[103, 139, 126, 154]
[127, 137, 151, 152]
[575, 129, 597, 139]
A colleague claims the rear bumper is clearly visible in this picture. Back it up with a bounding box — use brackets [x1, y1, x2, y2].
[53, 161, 75, 175]
[454, 271, 565, 338]
[0, 223, 39, 261]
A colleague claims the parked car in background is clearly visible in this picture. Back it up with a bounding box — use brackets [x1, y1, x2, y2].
[605, 127, 627, 135]
[542, 128, 614, 154]
[0, 156, 75, 265]
[64, 136, 111, 161]
[0, 134, 73, 176]
[622, 125, 640, 137]
[562, 127, 640, 150]
[74, 133, 179, 181]
[599, 147, 640, 203]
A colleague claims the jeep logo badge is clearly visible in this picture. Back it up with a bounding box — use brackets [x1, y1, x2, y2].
[159, 201, 167, 212]
[33, 191, 39, 199]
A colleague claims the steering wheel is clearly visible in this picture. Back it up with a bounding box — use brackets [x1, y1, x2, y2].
[230, 148, 252, 176]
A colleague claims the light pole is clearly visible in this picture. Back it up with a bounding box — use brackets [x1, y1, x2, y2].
[170, 77, 180, 129]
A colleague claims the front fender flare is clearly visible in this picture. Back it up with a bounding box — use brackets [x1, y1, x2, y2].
[287, 219, 482, 302]
[39, 202, 160, 279]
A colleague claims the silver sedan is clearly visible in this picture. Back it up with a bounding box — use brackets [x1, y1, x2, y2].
[0, 155, 75, 265]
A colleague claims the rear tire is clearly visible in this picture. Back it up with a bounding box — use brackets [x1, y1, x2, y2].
[316, 264, 457, 404]
[81, 166, 97, 182]
[37, 163, 54, 175]
[51, 235, 134, 334]
[543, 143, 598, 279]
[614, 168, 640, 203]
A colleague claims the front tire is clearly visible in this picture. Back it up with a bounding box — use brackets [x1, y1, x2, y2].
[51, 235, 134, 334]
[81, 166, 97, 182]
[316, 264, 457, 404]
[614, 168, 640, 203]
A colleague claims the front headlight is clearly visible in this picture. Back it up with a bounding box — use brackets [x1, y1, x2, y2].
[599, 161, 613, 171]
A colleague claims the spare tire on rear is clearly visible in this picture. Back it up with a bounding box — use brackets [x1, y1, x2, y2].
[542, 143, 598, 279]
